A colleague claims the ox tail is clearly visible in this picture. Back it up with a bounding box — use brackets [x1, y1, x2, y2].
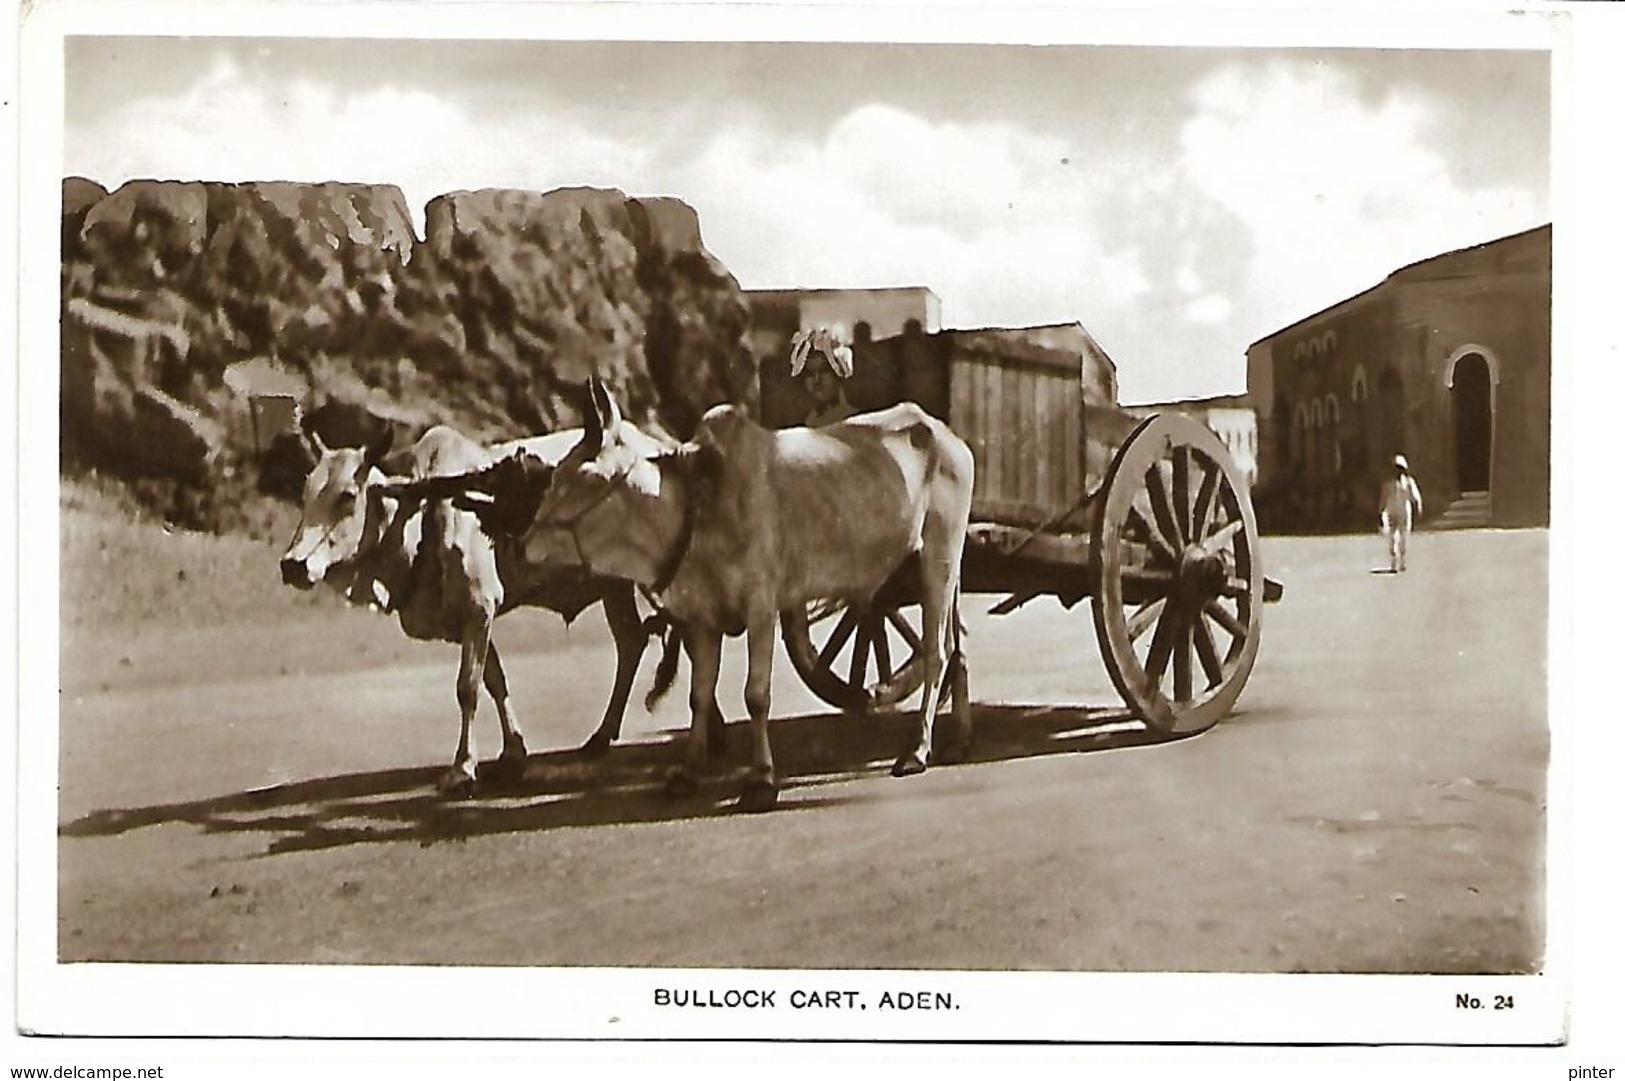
[936, 589, 968, 714]
[643, 613, 684, 711]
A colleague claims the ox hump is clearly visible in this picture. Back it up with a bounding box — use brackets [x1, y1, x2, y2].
[694, 403, 759, 452]
[414, 426, 493, 479]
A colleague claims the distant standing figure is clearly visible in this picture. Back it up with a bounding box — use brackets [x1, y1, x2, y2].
[1379, 454, 1424, 572]
[790, 327, 858, 426]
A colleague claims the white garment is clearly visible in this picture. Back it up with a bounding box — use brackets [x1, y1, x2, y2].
[1379, 474, 1423, 532]
[806, 399, 858, 427]
[1379, 473, 1422, 571]
[1386, 520, 1411, 572]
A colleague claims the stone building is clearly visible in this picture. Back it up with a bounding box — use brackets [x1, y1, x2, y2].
[1124, 394, 1258, 490]
[1246, 224, 1551, 533]
[743, 285, 942, 361]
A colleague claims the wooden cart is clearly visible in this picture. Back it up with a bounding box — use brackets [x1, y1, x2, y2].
[766, 330, 1283, 738]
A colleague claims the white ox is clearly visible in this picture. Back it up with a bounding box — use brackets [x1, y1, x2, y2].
[278, 422, 655, 797]
[509, 376, 975, 812]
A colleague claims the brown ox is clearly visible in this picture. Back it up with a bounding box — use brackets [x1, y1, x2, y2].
[278, 422, 654, 797]
[502, 376, 975, 812]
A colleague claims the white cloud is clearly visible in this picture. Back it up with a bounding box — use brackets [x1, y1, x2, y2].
[1178, 59, 1542, 332]
[68, 51, 657, 237]
[672, 104, 1152, 341]
[1185, 294, 1232, 325]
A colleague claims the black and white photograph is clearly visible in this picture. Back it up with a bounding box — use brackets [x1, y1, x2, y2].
[8, 0, 1622, 1069]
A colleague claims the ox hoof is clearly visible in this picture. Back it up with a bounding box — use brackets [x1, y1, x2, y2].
[934, 740, 971, 766]
[663, 767, 699, 799]
[482, 753, 528, 785]
[437, 769, 478, 800]
[736, 779, 780, 814]
[891, 752, 929, 778]
[578, 731, 614, 759]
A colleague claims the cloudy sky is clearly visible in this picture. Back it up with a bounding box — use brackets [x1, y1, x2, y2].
[63, 34, 1550, 404]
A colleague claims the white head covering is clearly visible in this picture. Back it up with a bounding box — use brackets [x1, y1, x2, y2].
[1394, 454, 1409, 471]
[789, 327, 854, 379]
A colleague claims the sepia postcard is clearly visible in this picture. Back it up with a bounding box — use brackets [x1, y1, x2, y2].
[10, 0, 1619, 1067]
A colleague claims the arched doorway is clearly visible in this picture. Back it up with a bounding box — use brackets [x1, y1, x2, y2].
[1451, 353, 1493, 492]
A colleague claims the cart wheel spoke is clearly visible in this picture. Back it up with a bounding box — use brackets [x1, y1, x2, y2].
[1173, 606, 1194, 704]
[1191, 456, 1221, 544]
[1143, 604, 1180, 689]
[1127, 505, 1180, 565]
[886, 609, 922, 650]
[1200, 518, 1245, 557]
[817, 608, 860, 668]
[848, 624, 872, 689]
[1193, 612, 1225, 689]
[1144, 462, 1186, 550]
[1221, 576, 1253, 600]
[1126, 598, 1166, 643]
[1172, 445, 1192, 547]
[1203, 599, 1247, 640]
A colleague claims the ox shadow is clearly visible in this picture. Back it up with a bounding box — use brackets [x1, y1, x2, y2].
[61, 703, 1176, 856]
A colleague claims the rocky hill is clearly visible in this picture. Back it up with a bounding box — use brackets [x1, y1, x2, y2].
[60, 177, 756, 531]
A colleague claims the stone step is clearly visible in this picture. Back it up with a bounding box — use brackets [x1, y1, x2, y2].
[1431, 491, 1492, 529]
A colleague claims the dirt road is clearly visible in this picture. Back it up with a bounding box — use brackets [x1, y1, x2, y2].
[54, 528, 1546, 975]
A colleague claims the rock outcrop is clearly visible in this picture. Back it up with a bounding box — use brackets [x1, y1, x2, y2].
[59, 177, 753, 530]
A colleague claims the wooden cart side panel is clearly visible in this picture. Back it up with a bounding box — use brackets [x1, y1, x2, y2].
[1034, 365, 1054, 511]
[982, 359, 1003, 513]
[949, 352, 979, 506]
[949, 345, 1087, 527]
[1063, 383, 1082, 512]
[999, 365, 1017, 506]
[1084, 403, 1140, 490]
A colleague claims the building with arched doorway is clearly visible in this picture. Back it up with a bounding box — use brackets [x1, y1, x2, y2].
[1246, 224, 1550, 532]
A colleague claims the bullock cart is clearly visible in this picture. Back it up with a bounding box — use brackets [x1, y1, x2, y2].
[765, 332, 1283, 739]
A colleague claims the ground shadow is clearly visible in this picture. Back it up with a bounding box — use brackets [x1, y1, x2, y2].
[61, 702, 1175, 856]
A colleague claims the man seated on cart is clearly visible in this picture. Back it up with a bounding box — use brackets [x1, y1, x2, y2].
[790, 327, 859, 427]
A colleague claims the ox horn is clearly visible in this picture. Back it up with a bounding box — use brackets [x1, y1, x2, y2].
[299, 418, 330, 461]
[362, 426, 395, 471]
[581, 379, 604, 450]
[584, 376, 622, 448]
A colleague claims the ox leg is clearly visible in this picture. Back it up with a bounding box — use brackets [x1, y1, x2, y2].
[480, 641, 529, 784]
[438, 618, 490, 799]
[933, 599, 972, 765]
[580, 582, 645, 758]
[895, 573, 950, 778]
[737, 620, 780, 813]
[665, 628, 722, 799]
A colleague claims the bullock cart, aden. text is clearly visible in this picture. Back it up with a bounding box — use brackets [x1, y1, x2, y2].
[763, 331, 1284, 739]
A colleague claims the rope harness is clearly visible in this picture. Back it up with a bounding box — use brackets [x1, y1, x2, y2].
[529, 450, 701, 710]
[537, 452, 698, 599]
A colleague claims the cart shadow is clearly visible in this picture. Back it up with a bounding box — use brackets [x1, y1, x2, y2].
[61, 702, 1171, 856]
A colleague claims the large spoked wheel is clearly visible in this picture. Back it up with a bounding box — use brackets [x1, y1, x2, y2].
[1091, 413, 1265, 737]
[781, 600, 928, 712]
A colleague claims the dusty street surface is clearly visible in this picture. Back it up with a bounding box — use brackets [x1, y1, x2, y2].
[54, 525, 1547, 973]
